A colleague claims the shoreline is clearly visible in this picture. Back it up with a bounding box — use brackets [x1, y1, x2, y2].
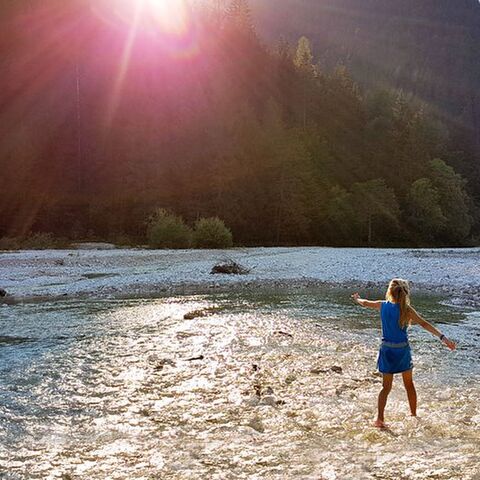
[1, 247, 479, 307]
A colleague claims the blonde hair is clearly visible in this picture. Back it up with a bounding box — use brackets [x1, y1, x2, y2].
[386, 278, 411, 328]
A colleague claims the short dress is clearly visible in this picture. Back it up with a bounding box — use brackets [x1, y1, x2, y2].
[377, 301, 413, 374]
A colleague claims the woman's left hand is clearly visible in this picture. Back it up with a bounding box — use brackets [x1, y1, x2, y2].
[442, 337, 457, 351]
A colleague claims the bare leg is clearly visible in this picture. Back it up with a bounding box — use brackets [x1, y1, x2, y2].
[375, 373, 393, 428]
[402, 369, 417, 417]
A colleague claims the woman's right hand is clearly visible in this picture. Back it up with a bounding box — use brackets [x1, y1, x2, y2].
[351, 292, 360, 304]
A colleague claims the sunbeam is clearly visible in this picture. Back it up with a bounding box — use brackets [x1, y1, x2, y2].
[106, 1, 144, 125]
[94, 0, 192, 36]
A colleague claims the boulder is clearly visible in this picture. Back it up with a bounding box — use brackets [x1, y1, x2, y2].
[211, 261, 250, 275]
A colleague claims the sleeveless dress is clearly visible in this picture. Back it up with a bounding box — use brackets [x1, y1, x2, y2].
[377, 301, 413, 374]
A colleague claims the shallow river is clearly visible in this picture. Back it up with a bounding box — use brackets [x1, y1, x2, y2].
[0, 288, 479, 479]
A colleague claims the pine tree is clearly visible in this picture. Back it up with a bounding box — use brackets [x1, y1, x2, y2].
[226, 0, 255, 35]
[294, 36, 315, 130]
[294, 36, 314, 74]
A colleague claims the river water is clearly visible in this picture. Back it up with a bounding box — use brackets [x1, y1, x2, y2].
[0, 288, 479, 479]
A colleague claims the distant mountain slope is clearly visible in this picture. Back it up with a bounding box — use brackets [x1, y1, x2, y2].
[253, 0, 480, 184]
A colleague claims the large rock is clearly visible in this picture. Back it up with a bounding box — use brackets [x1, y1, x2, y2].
[211, 261, 250, 275]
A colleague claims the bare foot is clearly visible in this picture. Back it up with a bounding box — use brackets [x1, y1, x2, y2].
[374, 419, 387, 429]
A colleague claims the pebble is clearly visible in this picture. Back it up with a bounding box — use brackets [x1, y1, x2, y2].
[285, 374, 297, 384]
[310, 365, 343, 374]
[247, 416, 265, 433]
[274, 330, 293, 338]
[186, 355, 204, 361]
[2, 247, 479, 306]
[259, 395, 277, 407]
[245, 395, 260, 407]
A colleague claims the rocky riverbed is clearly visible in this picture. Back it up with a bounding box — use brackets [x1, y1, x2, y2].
[0, 247, 479, 306]
[0, 290, 478, 479]
[1, 248, 479, 479]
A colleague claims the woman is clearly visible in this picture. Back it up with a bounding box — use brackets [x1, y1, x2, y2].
[351, 278, 456, 428]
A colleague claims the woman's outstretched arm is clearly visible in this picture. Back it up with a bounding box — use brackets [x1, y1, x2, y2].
[351, 292, 383, 310]
[408, 307, 456, 350]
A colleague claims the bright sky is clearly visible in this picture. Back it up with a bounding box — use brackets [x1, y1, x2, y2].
[94, 0, 193, 36]
[99, 0, 199, 125]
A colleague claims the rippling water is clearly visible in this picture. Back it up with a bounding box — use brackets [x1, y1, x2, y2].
[0, 288, 479, 479]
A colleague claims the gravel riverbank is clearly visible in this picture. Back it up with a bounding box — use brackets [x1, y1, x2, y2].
[1, 247, 478, 306]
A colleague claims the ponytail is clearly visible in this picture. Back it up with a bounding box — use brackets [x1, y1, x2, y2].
[386, 278, 411, 328]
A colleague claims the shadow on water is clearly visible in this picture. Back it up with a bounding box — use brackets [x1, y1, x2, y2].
[0, 335, 34, 346]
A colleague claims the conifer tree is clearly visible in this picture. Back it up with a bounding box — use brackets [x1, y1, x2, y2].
[294, 36, 315, 130]
[226, 0, 255, 35]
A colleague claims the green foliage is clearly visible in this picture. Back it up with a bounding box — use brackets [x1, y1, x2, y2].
[254, 0, 480, 197]
[193, 217, 234, 249]
[324, 186, 358, 243]
[407, 178, 446, 240]
[351, 179, 401, 244]
[294, 36, 314, 73]
[0, 233, 67, 250]
[428, 159, 474, 242]
[147, 209, 192, 249]
[1, 0, 478, 247]
[21, 233, 60, 249]
[0, 237, 20, 250]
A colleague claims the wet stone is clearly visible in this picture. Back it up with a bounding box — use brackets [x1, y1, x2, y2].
[153, 358, 176, 370]
[247, 416, 265, 433]
[310, 367, 328, 375]
[285, 374, 297, 384]
[274, 330, 293, 338]
[186, 355, 204, 361]
[310, 365, 343, 375]
[245, 395, 260, 407]
[183, 307, 219, 320]
[259, 395, 277, 407]
[264, 386, 274, 395]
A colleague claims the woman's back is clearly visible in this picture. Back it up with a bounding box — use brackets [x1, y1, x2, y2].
[380, 301, 408, 343]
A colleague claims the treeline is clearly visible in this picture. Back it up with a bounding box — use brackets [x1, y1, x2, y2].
[254, 0, 480, 194]
[0, 0, 478, 247]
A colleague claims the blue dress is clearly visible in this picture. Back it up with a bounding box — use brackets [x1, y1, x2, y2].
[377, 301, 413, 374]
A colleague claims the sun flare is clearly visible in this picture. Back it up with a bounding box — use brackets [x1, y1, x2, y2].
[145, 0, 190, 35]
[96, 0, 191, 36]
[102, 0, 198, 126]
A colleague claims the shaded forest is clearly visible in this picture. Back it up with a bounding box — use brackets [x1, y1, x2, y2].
[254, 0, 480, 198]
[0, 0, 478, 247]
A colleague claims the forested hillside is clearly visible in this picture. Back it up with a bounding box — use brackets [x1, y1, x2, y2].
[0, 0, 478, 246]
[253, 0, 480, 197]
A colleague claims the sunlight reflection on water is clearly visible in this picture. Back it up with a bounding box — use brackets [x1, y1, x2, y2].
[0, 291, 478, 479]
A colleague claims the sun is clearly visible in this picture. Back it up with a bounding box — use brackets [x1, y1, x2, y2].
[140, 0, 190, 35]
[98, 0, 200, 125]
[95, 0, 191, 36]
